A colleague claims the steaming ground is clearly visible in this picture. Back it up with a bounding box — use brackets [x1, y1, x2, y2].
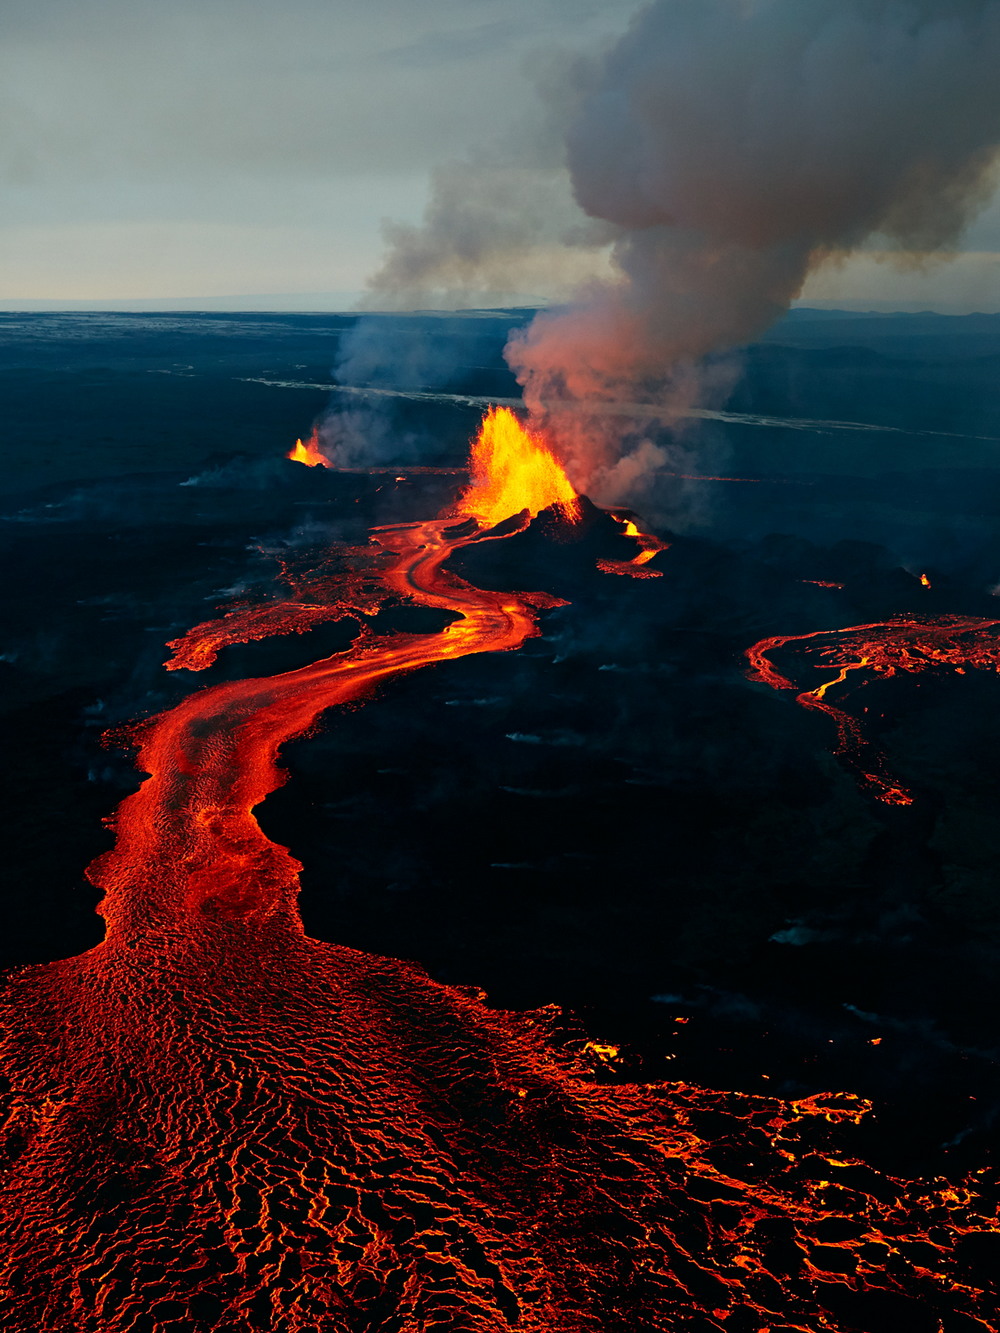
[3, 309, 1000, 1178]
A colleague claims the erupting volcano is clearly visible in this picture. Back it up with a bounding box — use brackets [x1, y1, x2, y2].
[1, 408, 998, 1332]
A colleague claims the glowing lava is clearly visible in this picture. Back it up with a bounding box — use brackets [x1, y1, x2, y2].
[287, 428, 329, 467]
[597, 510, 670, 579]
[747, 614, 1000, 804]
[456, 406, 579, 529]
[0, 416, 996, 1331]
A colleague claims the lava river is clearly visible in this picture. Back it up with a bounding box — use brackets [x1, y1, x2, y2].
[0, 409, 997, 1332]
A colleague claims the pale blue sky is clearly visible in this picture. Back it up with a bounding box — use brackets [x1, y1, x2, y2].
[3, 0, 1000, 310]
[1, 0, 634, 304]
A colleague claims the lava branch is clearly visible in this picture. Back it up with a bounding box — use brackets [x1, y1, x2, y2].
[599, 509, 671, 579]
[0, 412, 997, 1333]
[747, 615, 1000, 805]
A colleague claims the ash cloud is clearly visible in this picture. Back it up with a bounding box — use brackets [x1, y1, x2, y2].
[360, 37, 621, 311]
[372, 0, 1000, 504]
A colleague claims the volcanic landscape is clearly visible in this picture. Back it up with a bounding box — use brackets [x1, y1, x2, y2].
[2, 308, 1000, 1331]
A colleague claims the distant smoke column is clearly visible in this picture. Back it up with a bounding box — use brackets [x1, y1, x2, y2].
[507, 0, 1000, 497]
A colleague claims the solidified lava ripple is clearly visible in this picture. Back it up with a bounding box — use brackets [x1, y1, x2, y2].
[1, 414, 997, 1331]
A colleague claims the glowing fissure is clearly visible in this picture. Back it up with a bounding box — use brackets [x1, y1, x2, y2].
[0, 414, 996, 1331]
[747, 615, 1000, 805]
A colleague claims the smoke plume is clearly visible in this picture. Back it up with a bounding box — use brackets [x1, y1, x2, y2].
[363, 162, 614, 311]
[372, 0, 1000, 503]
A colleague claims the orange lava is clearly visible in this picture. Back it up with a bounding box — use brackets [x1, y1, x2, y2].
[0, 417, 996, 1330]
[598, 511, 670, 579]
[287, 428, 329, 467]
[456, 406, 579, 529]
[747, 615, 1000, 805]
[93, 510, 567, 936]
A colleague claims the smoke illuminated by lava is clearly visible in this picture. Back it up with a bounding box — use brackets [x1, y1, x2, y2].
[0, 415, 997, 1331]
[368, 1, 1000, 503]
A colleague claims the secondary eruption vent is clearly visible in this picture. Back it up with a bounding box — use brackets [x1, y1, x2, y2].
[287, 428, 329, 467]
[1, 412, 997, 1331]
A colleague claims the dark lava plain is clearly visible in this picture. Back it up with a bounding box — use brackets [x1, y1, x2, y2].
[3, 308, 1000, 1181]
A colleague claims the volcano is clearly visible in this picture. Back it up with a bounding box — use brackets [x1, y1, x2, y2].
[1, 404, 998, 1332]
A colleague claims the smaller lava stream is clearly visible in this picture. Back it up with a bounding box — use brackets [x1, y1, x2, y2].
[598, 511, 671, 579]
[747, 615, 1000, 804]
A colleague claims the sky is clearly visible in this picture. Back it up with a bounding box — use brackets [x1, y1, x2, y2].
[3, 0, 1000, 312]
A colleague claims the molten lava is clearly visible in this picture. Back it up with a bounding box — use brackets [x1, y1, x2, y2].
[287, 428, 329, 467]
[597, 511, 670, 578]
[456, 406, 579, 529]
[747, 615, 1000, 804]
[0, 414, 996, 1331]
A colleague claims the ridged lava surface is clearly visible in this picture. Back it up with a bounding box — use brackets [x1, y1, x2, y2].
[1, 502, 997, 1331]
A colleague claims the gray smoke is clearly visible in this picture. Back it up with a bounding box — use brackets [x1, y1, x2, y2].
[361, 39, 620, 310]
[362, 161, 613, 310]
[509, 0, 1000, 499]
[369, 0, 1000, 504]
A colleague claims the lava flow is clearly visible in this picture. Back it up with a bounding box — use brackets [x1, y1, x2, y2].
[598, 510, 671, 579]
[747, 614, 1000, 805]
[1, 411, 997, 1332]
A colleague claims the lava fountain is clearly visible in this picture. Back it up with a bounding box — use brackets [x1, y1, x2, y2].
[287, 428, 330, 468]
[456, 405, 579, 529]
[0, 411, 996, 1332]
